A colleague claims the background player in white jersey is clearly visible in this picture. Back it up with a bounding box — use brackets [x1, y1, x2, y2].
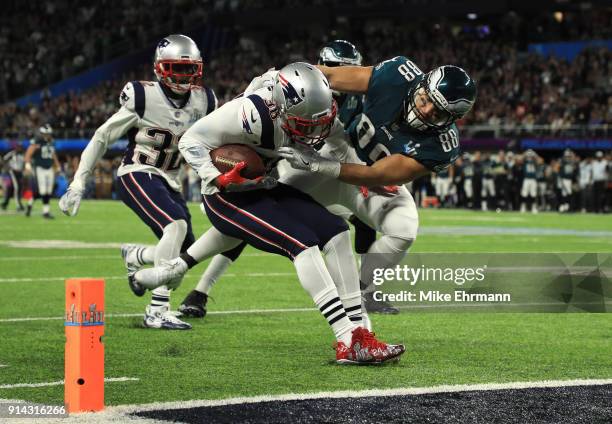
[136, 63, 405, 364]
[24, 124, 61, 219]
[59, 34, 218, 330]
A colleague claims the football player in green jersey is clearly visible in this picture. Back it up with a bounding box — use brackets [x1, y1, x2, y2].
[278, 57, 476, 308]
[24, 124, 61, 219]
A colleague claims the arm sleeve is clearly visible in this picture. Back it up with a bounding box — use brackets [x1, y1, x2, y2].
[70, 82, 139, 191]
[179, 98, 258, 192]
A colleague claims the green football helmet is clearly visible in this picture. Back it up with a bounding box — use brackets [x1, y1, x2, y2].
[318, 40, 362, 67]
[406, 65, 477, 131]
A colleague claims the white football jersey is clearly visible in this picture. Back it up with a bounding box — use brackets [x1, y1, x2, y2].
[70, 81, 217, 193]
[180, 86, 293, 194]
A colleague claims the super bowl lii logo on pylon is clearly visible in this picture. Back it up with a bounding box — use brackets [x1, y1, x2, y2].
[65, 303, 104, 326]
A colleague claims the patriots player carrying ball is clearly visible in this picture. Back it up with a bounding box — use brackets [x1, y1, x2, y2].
[135, 62, 406, 365]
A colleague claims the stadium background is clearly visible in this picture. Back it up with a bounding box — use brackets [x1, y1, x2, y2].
[0, 1, 611, 423]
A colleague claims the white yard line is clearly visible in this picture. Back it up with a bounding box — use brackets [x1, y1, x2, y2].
[0, 377, 139, 389]
[0, 272, 295, 283]
[0, 308, 318, 323]
[0, 253, 269, 261]
[1, 300, 610, 324]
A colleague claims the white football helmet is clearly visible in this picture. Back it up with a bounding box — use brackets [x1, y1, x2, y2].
[272, 62, 336, 146]
[153, 34, 203, 94]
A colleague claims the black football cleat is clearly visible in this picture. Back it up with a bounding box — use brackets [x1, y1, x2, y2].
[43, 212, 55, 219]
[362, 291, 400, 314]
[178, 290, 208, 318]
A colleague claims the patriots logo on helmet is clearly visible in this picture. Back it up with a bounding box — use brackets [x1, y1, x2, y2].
[158, 39, 170, 49]
[278, 73, 303, 109]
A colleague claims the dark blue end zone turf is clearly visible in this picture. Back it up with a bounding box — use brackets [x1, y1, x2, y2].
[134, 383, 612, 424]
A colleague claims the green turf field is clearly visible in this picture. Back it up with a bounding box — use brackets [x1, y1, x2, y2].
[0, 200, 610, 406]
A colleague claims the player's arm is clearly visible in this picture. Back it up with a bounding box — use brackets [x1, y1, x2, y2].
[23, 143, 38, 173]
[180, 96, 276, 193]
[59, 83, 138, 216]
[316, 65, 373, 94]
[337, 154, 430, 186]
[278, 148, 430, 186]
[69, 84, 138, 192]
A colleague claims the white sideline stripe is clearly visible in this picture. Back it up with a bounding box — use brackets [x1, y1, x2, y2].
[0, 364, 7, 368]
[0, 272, 295, 283]
[0, 308, 317, 323]
[0, 377, 139, 389]
[0, 252, 269, 261]
[99, 378, 612, 414]
[3, 264, 611, 283]
[2, 300, 611, 324]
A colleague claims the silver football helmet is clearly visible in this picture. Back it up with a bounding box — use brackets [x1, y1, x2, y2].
[272, 62, 336, 146]
[153, 34, 203, 94]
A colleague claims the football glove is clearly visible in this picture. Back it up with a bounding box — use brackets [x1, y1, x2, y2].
[277, 146, 341, 178]
[59, 187, 84, 216]
[216, 161, 277, 192]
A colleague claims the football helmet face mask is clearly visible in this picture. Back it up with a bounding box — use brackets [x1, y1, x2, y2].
[405, 65, 476, 131]
[272, 63, 337, 147]
[318, 40, 363, 67]
[154, 34, 203, 94]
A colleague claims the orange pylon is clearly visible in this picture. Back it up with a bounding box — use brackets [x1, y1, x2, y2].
[64, 279, 105, 413]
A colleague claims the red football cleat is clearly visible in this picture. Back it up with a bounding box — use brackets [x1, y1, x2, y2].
[350, 327, 405, 364]
[335, 328, 406, 365]
[335, 342, 353, 364]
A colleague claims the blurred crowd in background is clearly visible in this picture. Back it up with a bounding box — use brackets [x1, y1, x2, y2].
[0, 2, 610, 213]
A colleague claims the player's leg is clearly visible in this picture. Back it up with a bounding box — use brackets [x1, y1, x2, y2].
[520, 180, 528, 212]
[464, 178, 473, 208]
[345, 184, 418, 315]
[202, 189, 404, 363]
[38, 167, 54, 219]
[179, 241, 248, 318]
[273, 184, 367, 328]
[14, 171, 24, 211]
[1, 171, 14, 210]
[116, 172, 192, 330]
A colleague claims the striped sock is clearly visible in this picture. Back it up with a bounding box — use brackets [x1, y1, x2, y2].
[150, 286, 171, 310]
[314, 287, 354, 346]
[129, 246, 155, 266]
[342, 292, 363, 325]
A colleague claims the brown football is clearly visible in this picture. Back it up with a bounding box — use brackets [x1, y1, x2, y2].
[210, 144, 265, 179]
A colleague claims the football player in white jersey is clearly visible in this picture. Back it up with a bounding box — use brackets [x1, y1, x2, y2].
[59, 35, 218, 330]
[135, 63, 406, 364]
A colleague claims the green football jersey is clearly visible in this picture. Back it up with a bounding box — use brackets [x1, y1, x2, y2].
[560, 159, 575, 179]
[345, 56, 460, 171]
[523, 158, 537, 179]
[335, 93, 363, 128]
[30, 137, 55, 169]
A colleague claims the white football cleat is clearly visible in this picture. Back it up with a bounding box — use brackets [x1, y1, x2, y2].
[134, 258, 188, 290]
[143, 305, 191, 330]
